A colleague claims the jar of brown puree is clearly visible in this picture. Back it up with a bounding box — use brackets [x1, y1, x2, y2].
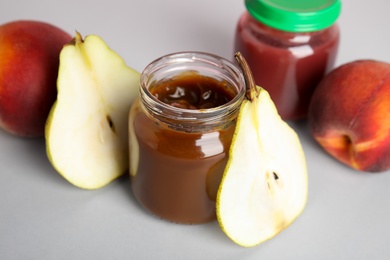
[129, 52, 245, 224]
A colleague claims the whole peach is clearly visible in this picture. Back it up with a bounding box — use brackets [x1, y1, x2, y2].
[308, 60, 390, 172]
[0, 20, 71, 137]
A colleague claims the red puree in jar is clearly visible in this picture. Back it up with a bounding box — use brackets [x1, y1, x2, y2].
[234, 0, 341, 120]
[129, 52, 245, 224]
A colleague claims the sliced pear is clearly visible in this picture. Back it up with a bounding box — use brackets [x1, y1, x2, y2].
[45, 32, 140, 189]
[216, 53, 308, 247]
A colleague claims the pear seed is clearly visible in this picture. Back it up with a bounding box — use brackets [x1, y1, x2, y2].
[106, 115, 115, 133]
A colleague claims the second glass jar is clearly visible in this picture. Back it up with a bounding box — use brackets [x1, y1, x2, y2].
[234, 0, 341, 120]
[129, 52, 245, 224]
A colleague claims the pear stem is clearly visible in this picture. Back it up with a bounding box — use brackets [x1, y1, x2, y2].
[234, 52, 257, 101]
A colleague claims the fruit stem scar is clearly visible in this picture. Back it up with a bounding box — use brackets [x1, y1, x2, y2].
[234, 52, 257, 101]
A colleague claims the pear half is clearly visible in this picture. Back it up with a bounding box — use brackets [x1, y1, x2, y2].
[216, 85, 308, 247]
[45, 32, 140, 189]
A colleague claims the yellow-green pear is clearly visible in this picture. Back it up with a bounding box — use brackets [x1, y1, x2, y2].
[216, 53, 308, 247]
[45, 32, 140, 189]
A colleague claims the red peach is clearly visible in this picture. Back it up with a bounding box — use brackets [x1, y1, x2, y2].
[308, 60, 390, 172]
[0, 20, 72, 137]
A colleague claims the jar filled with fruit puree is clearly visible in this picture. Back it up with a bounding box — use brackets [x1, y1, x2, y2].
[129, 52, 245, 224]
[234, 0, 341, 120]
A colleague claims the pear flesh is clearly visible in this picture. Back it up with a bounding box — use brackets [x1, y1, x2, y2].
[45, 32, 140, 189]
[216, 87, 308, 247]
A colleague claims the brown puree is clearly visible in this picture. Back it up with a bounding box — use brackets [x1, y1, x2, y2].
[149, 73, 236, 109]
[130, 73, 238, 224]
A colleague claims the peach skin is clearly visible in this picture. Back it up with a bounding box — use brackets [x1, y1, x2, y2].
[0, 20, 71, 137]
[308, 60, 390, 172]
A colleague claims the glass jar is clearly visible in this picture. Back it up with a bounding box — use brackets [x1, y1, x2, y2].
[234, 0, 341, 120]
[129, 52, 245, 224]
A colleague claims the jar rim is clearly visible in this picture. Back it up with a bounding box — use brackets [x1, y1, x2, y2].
[140, 51, 246, 126]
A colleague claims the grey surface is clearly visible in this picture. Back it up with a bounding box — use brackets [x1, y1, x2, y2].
[1, 0, 390, 259]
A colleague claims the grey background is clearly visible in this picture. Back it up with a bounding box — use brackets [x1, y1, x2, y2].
[1, 0, 390, 259]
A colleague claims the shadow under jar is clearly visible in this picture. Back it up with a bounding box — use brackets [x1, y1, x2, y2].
[129, 52, 245, 224]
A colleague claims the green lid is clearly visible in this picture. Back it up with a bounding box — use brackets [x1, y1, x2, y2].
[245, 0, 342, 32]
